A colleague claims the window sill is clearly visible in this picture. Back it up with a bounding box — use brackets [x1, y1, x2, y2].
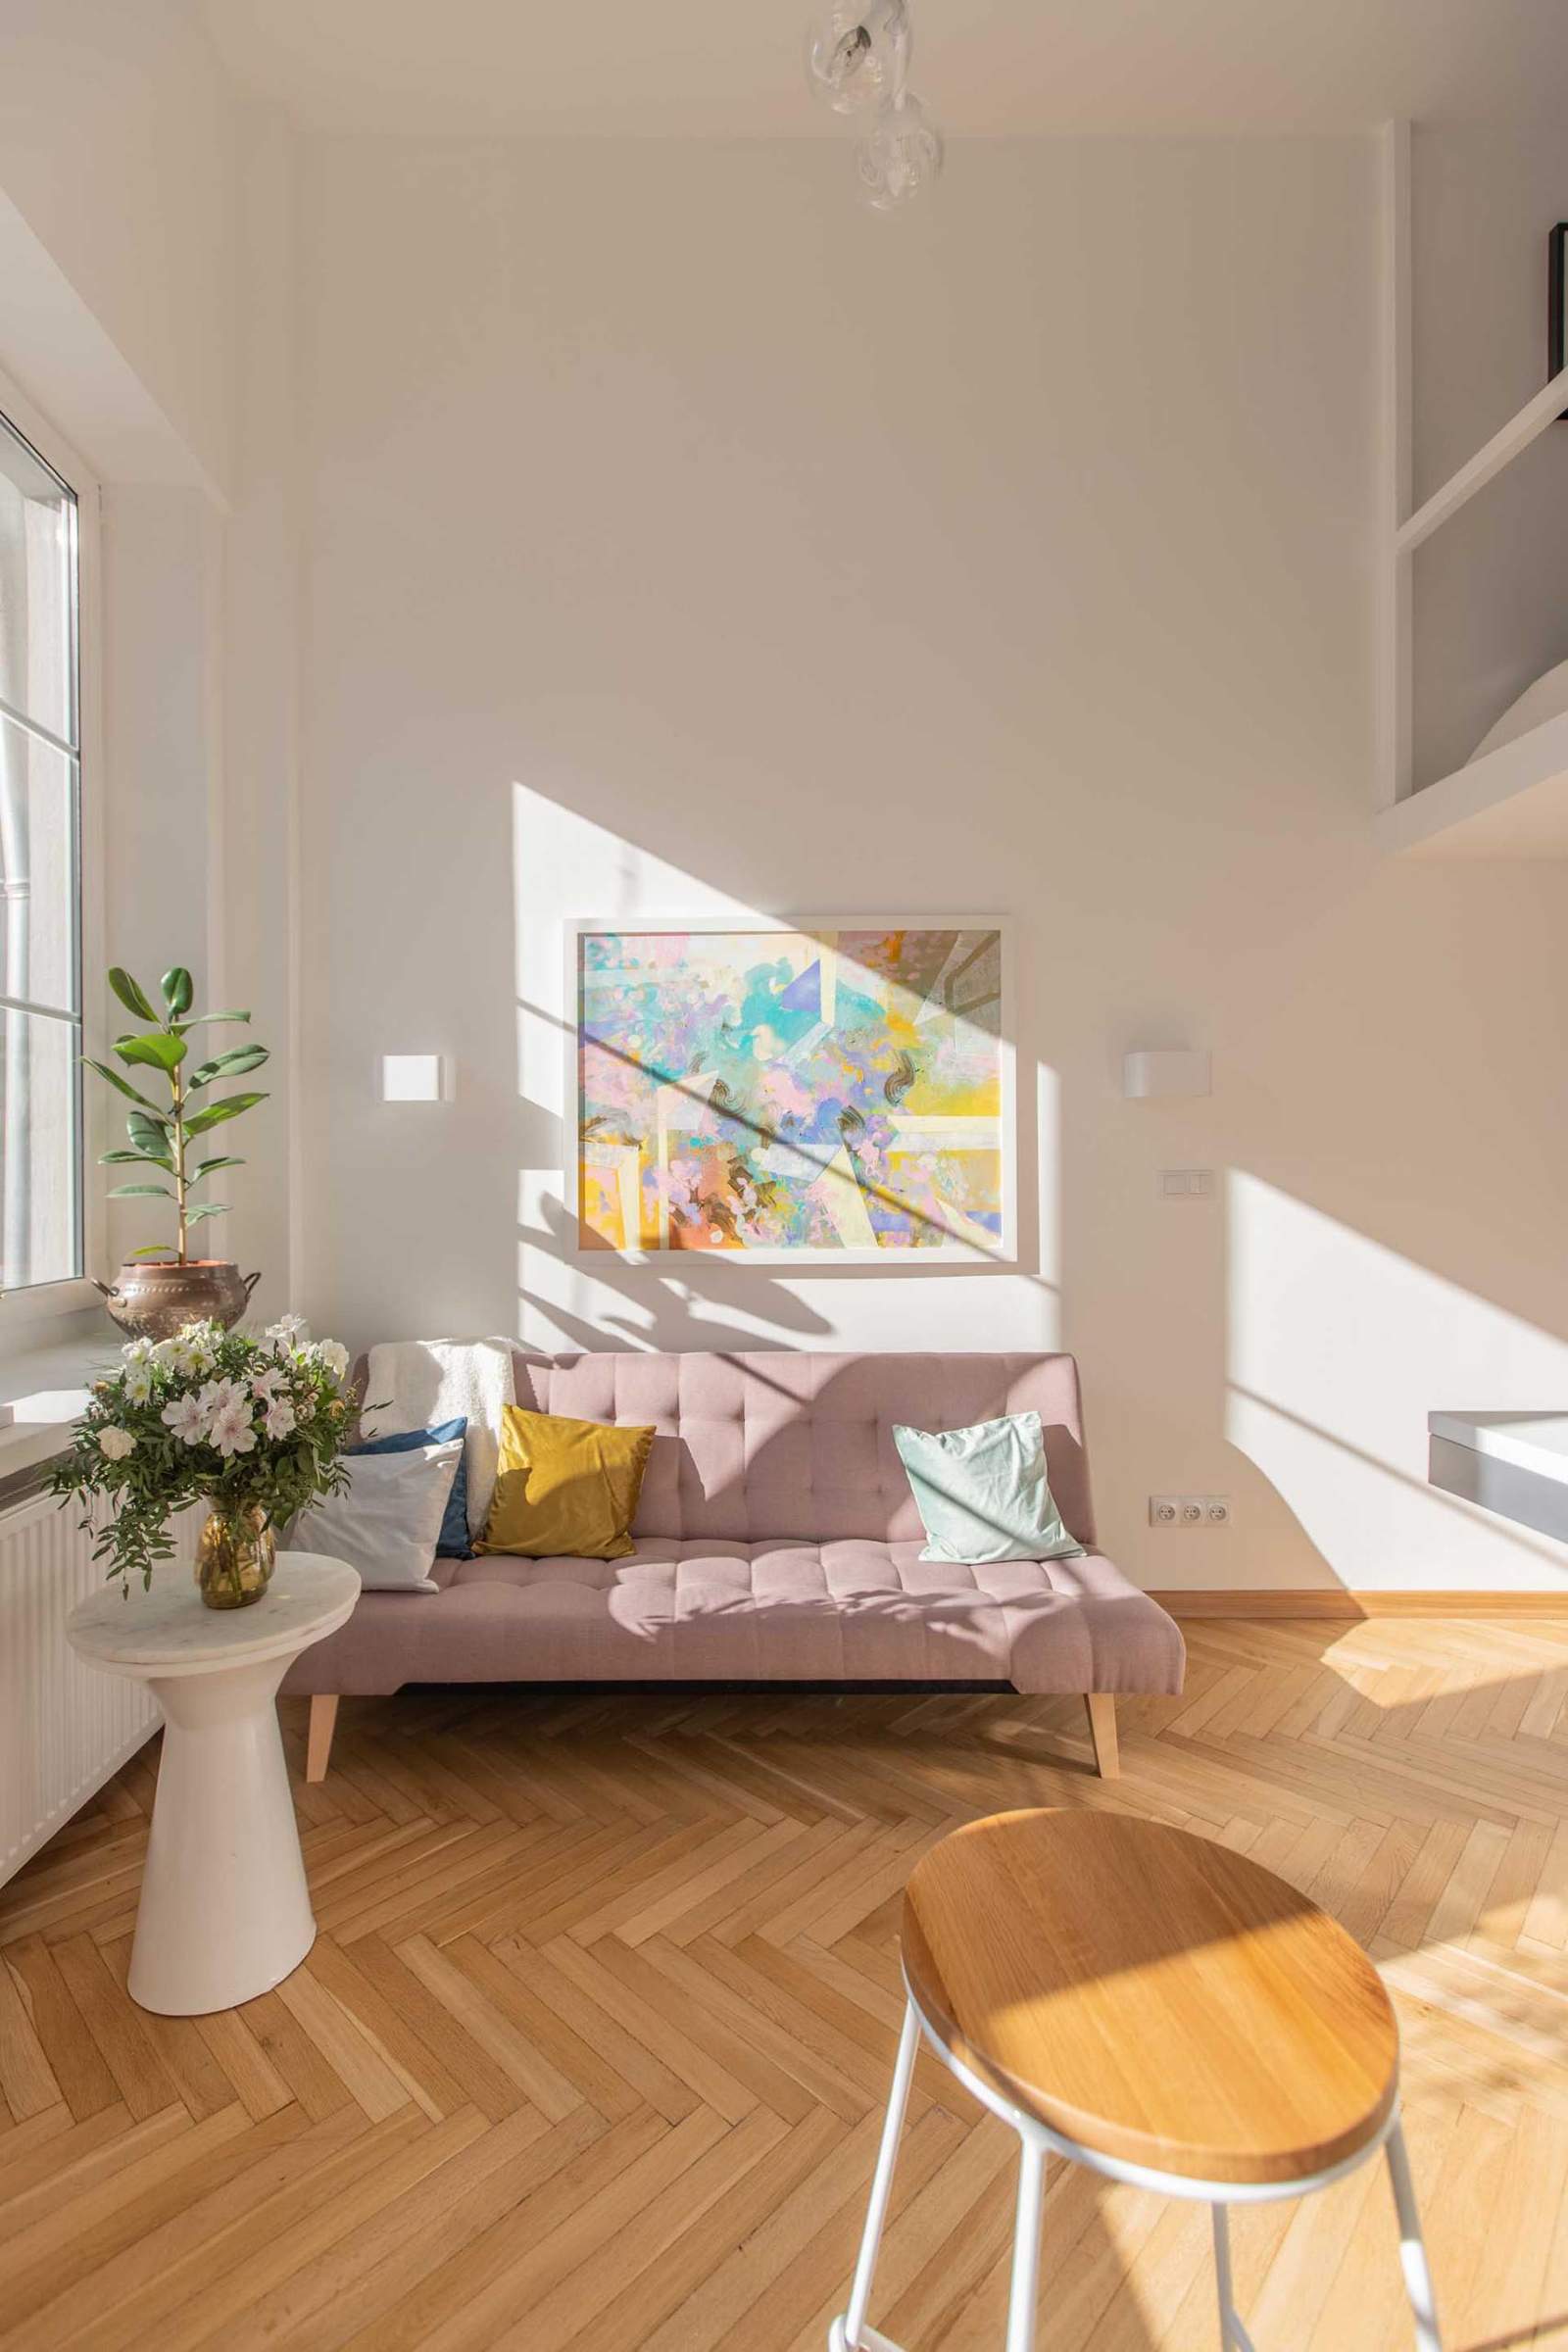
[0, 1321, 112, 1500]
[0, 1277, 105, 1333]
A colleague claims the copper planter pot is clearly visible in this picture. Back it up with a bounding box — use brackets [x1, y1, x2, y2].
[94, 1260, 261, 1342]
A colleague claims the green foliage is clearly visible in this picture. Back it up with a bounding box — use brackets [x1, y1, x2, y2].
[189, 1046, 268, 1087]
[182, 1092, 267, 1138]
[46, 1320, 355, 1592]
[81, 962, 270, 1263]
[108, 967, 158, 1021]
[83, 1058, 159, 1110]
[116, 1031, 185, 1073]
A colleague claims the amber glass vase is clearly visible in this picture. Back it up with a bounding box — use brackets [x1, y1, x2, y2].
[195, 1504, 276, 1609]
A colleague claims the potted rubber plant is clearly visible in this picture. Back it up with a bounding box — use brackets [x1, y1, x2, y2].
[87, 963, 270, 1339]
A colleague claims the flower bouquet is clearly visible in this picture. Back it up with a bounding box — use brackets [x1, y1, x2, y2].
[48, 1316, 356, 1608]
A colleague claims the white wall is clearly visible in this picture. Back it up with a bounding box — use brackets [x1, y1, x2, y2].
[0, 12, 298, 1331]
[296, 133, 1568, 1594]
[0, 0, 240, 502]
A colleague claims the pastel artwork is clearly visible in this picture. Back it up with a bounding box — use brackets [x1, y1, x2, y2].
[575, 925, 1006, 1256]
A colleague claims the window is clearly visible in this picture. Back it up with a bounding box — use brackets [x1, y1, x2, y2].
[0, 404, 82, 1295]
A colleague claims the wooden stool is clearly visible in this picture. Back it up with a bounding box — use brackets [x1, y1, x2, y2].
[831, 1808, 1441, 2352]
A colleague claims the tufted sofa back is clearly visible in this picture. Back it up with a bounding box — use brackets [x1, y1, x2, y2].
[511, 1350, 1096, 1549]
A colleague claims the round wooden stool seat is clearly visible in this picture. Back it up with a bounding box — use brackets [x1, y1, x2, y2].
[901, 1807, 1399, 2187]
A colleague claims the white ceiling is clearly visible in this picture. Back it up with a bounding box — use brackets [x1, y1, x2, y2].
[202, 0, 1568, 138]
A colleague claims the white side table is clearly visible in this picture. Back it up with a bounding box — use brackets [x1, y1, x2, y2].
[66, 1551, 360, 2017]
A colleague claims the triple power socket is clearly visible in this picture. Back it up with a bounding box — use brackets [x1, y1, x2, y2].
[1149, 1495, 1230, 1528]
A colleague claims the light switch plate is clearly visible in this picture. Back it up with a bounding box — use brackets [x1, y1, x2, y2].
[1158, 1167, 1214, 1200]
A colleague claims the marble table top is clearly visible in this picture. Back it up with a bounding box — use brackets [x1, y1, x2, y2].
[67, 1551, 361, 1672]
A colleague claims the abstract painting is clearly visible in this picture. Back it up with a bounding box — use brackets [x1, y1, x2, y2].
[570, 921, 1010, 1259]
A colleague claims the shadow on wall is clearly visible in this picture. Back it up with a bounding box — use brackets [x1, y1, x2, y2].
[1226, 1174, 1568, 1590]
[521, 1189, 836, 1354]
[516, 985, 1044, 1356]
[509, 777, 1061, 1362]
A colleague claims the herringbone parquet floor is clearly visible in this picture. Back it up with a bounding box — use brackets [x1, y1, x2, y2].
[1, 1617, 1566, 2351]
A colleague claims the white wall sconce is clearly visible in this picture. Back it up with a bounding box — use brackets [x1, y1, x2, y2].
[1123, 1049, 1211, 1100]
[379, 1054, 452, 1103]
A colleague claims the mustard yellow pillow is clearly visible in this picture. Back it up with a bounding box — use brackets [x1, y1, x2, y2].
[476, 1406, 655, 1559]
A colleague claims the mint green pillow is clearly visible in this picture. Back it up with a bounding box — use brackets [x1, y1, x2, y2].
[893, 1410, 1085, 1565]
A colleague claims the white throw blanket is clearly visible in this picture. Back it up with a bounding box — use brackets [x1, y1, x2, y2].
[362, 1338, 516, 1541]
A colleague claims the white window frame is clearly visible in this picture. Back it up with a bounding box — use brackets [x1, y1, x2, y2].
[0, 364, 105, 1344]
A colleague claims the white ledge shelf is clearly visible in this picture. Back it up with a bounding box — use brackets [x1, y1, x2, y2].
[1430, 1410, 1568, 1544]
[1376, 122, 1568, 857]
[1377, 705, 1568, 858]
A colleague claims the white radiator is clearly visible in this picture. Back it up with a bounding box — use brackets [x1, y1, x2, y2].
[0, 1492, 184, 1890]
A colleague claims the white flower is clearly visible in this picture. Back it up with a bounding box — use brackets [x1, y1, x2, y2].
[198, 1376, 248, 1420]
[175, 1321, 218, 1369]
[248, 1365, 284, 1402]
[266, 1313, 307, 1353]
[263, 1397, 297, 1440]
[122, 1363, 154, 1405]
[208, 1401, 257, 1457]
[97, 1426, 137, 1462]
[153, 1332, 212, 1380]
[310, 1339, 350, 1386]
[122, 1338, 156, 1367]
[162, 1393, 211, 1445]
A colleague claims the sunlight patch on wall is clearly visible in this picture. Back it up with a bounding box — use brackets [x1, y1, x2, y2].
[511, 781, 1059, 1353]
[1227, 1172, 1568, 1589]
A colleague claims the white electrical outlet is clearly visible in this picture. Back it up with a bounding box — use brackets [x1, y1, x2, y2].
[1149, 1494, 1232, 1528]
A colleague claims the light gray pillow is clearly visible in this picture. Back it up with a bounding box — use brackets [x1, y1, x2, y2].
[893, 1411, 1084, 1565]
[284, 1438, 463, 1592]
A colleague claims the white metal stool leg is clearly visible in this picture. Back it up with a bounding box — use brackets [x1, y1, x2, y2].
[1004, 2136, 1047, 2352]
[1211, 2207, 1257, 2352]
[831, 1999, 921, 2352]
[1385, 2121, 1444, 2352]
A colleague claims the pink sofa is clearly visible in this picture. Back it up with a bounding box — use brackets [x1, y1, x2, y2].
[286, 1348, 1185, 1781]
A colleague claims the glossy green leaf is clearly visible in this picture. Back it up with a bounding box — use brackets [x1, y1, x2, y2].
[83, 1057, 159, 1111]
[101, 1148, 176, 1172]
[160, 966, 194, 1014]
[181, 1090, 268, 1137]
[188, 1045, 269, 1088]
[181, 1009, 251, 1026]
[191, 1155, 245, 1180]
[126, 1243, 178, 1258]
[108, 1183, 173, 1200]
[184, 1201, 228, 1222]
[126, 1113, 172, 1157]
[107, 967, 157, 1021]
[115, 1031, 186, 1074]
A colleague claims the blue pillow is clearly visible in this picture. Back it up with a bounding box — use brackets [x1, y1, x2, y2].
[351, 1416, 471, 1557]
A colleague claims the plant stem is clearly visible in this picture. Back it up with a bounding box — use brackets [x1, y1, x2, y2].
[172, 1047, 188, 1263]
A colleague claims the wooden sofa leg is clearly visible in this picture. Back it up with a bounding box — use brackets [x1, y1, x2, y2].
[1084, 1693, 1119, 1779]
[306, 1694, 340, 1784]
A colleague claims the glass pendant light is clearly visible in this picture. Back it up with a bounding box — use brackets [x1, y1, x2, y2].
[855, 90, 944, 211]
[805, 0, 910, 118]
[805, 0, 945, 211]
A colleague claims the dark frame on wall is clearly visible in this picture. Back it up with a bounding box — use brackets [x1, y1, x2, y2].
[1549, 222, 1568, 420]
